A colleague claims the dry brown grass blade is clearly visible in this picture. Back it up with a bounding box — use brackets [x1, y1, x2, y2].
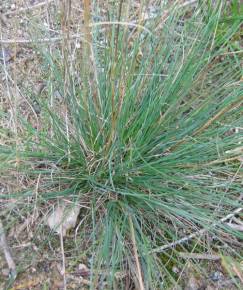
[193, 98, 243, 136]
[182, 156, 243, 169]
[129, 216, 145, 290]
[83, 0, 92, 52]
[61, 0, 72, 164]
[82, 0, 101, 117]
[105, 2, 124, 152]
[0, 220, 17, 278]
[60, 227, 67, 290]
[61, 0, 71, 94]
[169, 98, 243, 152]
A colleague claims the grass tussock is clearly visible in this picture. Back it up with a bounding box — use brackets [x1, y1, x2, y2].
[0, 0, 243, 289]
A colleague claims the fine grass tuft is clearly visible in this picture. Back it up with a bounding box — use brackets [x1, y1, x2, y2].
[1, 1, 242, 289]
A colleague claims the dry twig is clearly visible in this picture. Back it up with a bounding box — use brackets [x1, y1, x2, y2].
[0, 220, 17, 278]
[0, 34, 84, 44]
[151, 207, 242, 253]
[178, 252, 221, 260]
[4, 0, 55, 16]
[60, 228, 67, 290]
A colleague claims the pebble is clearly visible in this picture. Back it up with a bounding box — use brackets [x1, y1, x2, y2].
[31, 267, 37, 273]
[209, 271, 224, 282]
[1, 268, 9, 277]
[172, 265, 180, 273]
[78, 263, 88, 272]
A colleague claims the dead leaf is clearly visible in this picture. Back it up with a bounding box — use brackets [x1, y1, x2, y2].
[46, 202, 80, 237]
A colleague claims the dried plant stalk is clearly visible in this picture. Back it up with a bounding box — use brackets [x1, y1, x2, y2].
[0, 220, 17, 278]
[83, 0, 100, 114]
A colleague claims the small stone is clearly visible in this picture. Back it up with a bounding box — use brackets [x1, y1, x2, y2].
[11, 4, 16, 10]
[54, 90, 62, 101]
[172, 266, 180, 273]
[31, 267, 37, 273]
[78, 263, 88, 272]
[209, 271, 224, 282]
[2, 268, 9, 276]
